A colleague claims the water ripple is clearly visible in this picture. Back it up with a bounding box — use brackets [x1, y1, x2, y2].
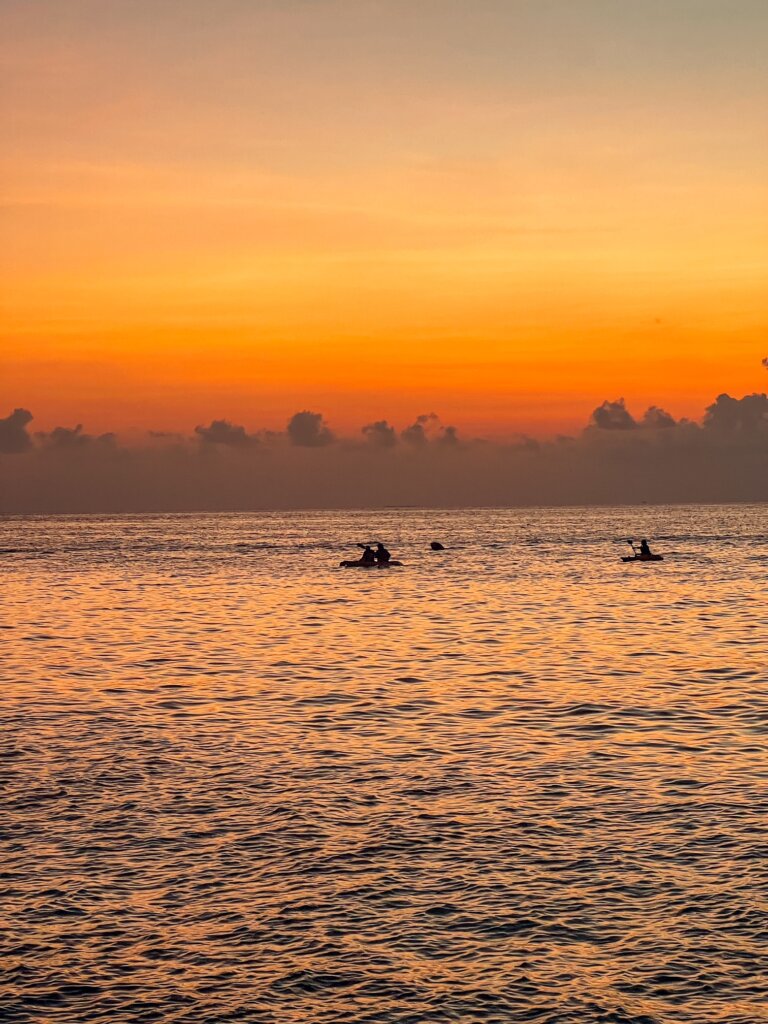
[1, 505, 767, 1023]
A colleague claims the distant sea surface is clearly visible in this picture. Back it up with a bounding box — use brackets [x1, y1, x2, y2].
[2, 505, 767, 1024]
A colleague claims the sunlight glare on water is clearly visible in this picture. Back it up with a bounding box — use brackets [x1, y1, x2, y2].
[1, 505, 767, 1023]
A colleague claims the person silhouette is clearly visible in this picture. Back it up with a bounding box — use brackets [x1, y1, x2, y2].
[375, 542, 391, 564]
[639, 539, 652, 557]
[359, 545, 376, 564]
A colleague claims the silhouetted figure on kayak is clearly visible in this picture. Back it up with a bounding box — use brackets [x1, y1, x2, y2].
[430, 541, 445, 551]
[358, 545, 376, 564]
[375, 543, 391, 564]
[623, 538, 663, 562]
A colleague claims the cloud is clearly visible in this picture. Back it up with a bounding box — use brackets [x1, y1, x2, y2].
[438, 424, 460, 446]
[703, 392, 768, 435]
[589, 398, 636, 431]
[401, 412, 458, 446]
[0, 408, 33, 454]
[287, 410, 335, 447]
[362, 420, 397, 447]
[38, 424, 117, 449]
[641, 406, 676, 430]
[401, 417, 430, 446]
[194, 419, 254, 447]
[1, 392, 766, 511]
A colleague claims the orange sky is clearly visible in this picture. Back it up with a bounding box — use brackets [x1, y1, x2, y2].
[2, 0, 766, 438]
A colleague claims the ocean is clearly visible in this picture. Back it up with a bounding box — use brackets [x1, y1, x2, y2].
[2, 505, 766, 1023]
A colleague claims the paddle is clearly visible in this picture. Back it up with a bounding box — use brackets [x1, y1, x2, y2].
[626, 538, 639, 556]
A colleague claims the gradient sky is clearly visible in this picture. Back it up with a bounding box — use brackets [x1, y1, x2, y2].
[2, 0, 767, 438]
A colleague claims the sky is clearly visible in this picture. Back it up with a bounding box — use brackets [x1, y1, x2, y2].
[2, 0, 767, 448]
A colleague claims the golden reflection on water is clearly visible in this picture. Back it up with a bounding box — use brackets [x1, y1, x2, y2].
[2, 506, 767, 1023]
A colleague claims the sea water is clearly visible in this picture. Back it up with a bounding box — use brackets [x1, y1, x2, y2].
[1, 505, 766, 1023]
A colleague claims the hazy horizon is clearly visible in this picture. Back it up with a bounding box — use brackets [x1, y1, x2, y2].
[2, 386, 766, 512]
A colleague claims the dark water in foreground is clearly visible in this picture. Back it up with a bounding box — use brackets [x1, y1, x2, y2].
[1, 505, 767, 1024]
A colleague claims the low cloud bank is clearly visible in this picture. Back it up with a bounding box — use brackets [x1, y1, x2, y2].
[1, 394, 766, 512]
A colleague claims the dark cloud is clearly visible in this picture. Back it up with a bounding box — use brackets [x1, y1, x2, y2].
[194, 419, 254, 447]
[287, 410, 335, 447]
[641, 406, 676, 430]
[401, 412, 456, 446]
[704, 393, 768, 435]
[38, 424, 117, 449]
[401, 423, 427, 446]
[401, 413, 435, 446]
[362, 420, 397, 447]
[438, 425, 460, 447]
[2, 392, 767, 511]
[589, 399, 636, 431]
[0, 408, 33, 454]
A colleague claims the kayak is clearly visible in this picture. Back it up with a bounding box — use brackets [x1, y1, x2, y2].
[622, 554, 663, 562]
[340, 559, 403, 568]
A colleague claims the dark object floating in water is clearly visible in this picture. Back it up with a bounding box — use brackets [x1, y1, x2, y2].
[340, 559, 404, 568]
[430, 541, 445, 550]
[622, 554, 664, 562]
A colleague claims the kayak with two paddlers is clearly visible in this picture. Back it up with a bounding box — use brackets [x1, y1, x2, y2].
[341, 542, 402, 568]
